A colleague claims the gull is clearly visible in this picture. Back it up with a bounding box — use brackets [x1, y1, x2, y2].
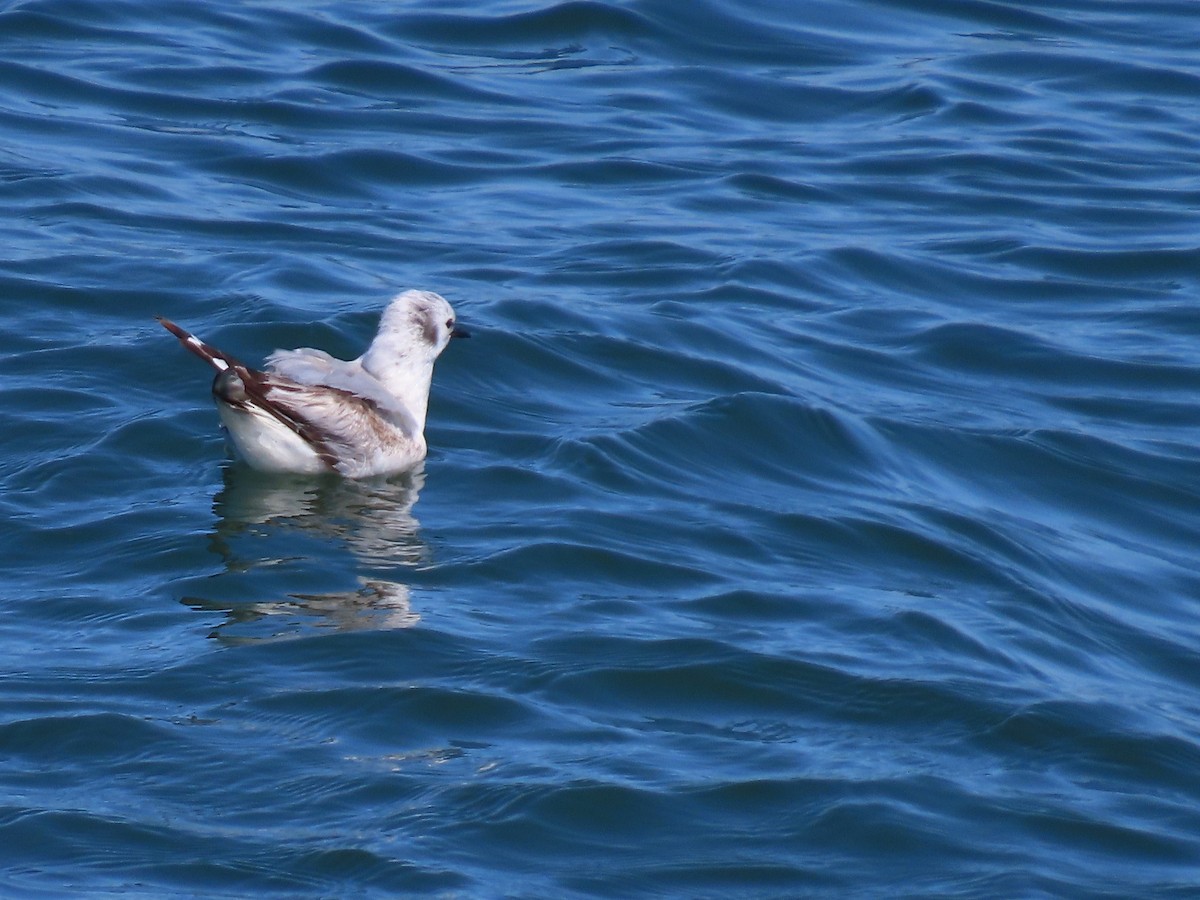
[158, 289, 468, 478]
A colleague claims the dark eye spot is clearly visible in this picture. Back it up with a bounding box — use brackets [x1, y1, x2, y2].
[446, 318, 454, 330]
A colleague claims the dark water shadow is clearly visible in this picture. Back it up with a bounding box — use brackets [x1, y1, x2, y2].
[182, 464, 429, 643]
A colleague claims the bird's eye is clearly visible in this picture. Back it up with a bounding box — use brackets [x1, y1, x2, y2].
[446, 318, 455, 330]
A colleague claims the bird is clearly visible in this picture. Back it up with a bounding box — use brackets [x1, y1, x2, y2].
[158, 289, 468, 478]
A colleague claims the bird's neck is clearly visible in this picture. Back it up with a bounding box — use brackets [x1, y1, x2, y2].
[392, 368, 432, 434]
[362, 349, 433, 434]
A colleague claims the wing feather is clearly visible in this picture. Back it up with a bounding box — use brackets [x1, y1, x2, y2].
[266, 347, 418, 436]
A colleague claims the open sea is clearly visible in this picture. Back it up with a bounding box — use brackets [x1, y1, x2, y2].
[3, 0, 1200, 896]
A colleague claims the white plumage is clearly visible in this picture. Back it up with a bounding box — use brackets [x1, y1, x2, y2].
[159, 289, 468, 478]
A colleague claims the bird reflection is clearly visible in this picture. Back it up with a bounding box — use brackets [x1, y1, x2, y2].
[182, 464, 429, 642]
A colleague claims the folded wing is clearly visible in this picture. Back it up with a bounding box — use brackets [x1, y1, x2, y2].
[266, 347, 418, 437]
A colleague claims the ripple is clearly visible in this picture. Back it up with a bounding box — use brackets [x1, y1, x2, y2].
[0, 712, 179, 763]
[306, 59, 513, 105]
[4, 0, 1200, 895]
[402, 1, 656, 46]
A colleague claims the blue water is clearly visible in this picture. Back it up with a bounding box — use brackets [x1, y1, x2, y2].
[3, 0, 1200, 895]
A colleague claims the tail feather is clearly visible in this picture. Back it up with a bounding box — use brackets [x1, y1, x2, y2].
[156, 316, 245, 372]
[156, 315, 339, 471]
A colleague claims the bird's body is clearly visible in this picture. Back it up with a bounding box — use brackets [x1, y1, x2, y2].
[159, 290, 467, 478]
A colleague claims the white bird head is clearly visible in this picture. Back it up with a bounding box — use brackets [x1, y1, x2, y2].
[363, 289, 469, 372]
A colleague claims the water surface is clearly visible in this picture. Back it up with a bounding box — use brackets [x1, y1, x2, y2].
[2, 0, 1200, 896]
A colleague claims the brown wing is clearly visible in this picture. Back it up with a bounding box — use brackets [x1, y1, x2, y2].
[159, 316, 343, 470]
[247, 376, 400, 473]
